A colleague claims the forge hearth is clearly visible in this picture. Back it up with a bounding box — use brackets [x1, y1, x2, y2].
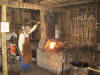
[37, 39, 64, 74]
[45, 39, 63, 54]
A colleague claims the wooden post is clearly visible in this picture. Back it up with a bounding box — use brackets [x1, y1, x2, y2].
[39, 9, 47, 49]
[37, 9, 47, 68]
[1, 4, 8, 75]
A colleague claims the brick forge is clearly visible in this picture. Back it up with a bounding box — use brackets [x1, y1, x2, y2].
[37, 39, 64, 74]
[37, 48, 63, 74]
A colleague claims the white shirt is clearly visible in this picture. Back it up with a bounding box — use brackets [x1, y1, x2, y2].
[18, 25, 37, 52]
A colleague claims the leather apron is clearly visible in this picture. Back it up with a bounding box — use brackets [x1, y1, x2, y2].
[23, 37, 32, 64]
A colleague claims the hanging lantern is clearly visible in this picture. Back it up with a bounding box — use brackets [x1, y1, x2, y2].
[45, 39, 63, 53]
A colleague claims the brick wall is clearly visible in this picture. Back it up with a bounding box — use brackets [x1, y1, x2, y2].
[37, 48, 63, 74]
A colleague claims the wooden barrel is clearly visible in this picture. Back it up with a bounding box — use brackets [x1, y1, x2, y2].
[70, 61, 89, 75]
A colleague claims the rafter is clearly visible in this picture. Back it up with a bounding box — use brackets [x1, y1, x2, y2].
[40, 0, 97, 8]
[0, 1, 40, 10]
[0, 0, 98, 10]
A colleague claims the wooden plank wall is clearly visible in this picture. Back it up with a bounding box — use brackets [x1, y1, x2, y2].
[3, 8, 40, 37]
[64, 6, 97, 47]
[96, 5, 100, 43]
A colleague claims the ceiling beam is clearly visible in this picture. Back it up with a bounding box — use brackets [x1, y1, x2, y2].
[40, 0, 96, 8]
[0, 0, 98, 10]
[0, 1, 40, 10]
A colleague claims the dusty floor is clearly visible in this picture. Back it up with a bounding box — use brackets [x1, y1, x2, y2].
[0, 55, 98, 75]
[0, 59, 98, 75]
[0, 57, 56, 75]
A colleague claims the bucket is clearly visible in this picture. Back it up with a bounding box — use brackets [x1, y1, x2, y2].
[70, 61, 89, 75]
[10, 44, 16, 54]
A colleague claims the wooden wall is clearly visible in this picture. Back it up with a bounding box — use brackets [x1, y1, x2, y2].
[63, 6, 97, 47]
[61, 4, 100, 65]
[37, 4, 100, 74]
[0, 7, 40, 40]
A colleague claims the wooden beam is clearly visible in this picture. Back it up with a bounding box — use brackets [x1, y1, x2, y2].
[0, 1, 40, 10]
[54, 1, 95, 7]
[88, 67, 100, 73]
[39, 10, 47, 48]
[1, 4, 8, 75]
[40, 0, 96, 8]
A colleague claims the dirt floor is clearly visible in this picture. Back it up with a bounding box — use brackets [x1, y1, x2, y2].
[0, 55, 99, 75]
[0, 56, 55, 75]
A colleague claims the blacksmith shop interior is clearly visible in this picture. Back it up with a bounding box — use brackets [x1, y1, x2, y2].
[0, 0, 100, 75]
